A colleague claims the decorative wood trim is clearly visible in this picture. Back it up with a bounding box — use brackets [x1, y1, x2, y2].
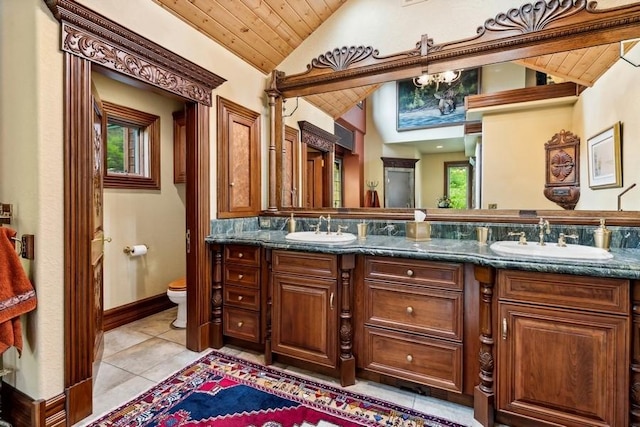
[543, 130, 581, 210]
[464, 121, 482, 135]
[631, 281, 640, 426]
[3, 383, 66, 427]
[209, 244, 224, 348]
[465, 81, 580, 111]
[103, 293, 174, 331]
[277, 125, 300, 208]
[381, 157, 418, 169]
[298, 120, 339, 152]
[216, 97, 262, 218]
[45, 0, 225, 106]
[275, 2, 640, 97]
[339, 254, 356, 387]
[473, 265, 496, 427]
[173, 110, 186, 184]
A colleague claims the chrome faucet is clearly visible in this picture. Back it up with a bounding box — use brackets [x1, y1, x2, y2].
[537, 217, 550, 246]
[319, 214, 332, 234]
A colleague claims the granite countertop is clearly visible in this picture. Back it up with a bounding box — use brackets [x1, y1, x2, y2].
[205, 231, 640, 280]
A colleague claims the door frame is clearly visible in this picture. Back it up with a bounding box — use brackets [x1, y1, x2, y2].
[46, 1, 225, 423]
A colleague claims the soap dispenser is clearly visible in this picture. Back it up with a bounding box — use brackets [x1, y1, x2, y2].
[288, 213, 296, 233]
[593, 218, 611, 251]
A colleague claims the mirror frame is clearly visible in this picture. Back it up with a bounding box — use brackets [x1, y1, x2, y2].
[266, 0, 640, 225]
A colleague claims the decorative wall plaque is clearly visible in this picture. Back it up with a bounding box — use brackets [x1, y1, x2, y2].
[543, 130, 580, 209]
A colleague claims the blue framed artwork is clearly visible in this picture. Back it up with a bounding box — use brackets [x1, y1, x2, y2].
[397, 68, 480, 131]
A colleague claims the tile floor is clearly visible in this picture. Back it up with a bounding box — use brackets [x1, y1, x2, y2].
[75, 307, 494, 427]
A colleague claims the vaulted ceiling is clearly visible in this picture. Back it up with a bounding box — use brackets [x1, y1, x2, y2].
[152, 0, 623, 119]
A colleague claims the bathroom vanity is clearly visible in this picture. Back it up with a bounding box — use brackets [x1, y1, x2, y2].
[206, 226, 640, 427]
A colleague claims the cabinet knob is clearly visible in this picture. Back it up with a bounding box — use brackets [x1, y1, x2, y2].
[238, 253, 243, 258]
[237, 321, 244, 328]
[406, 354, 413, 363]
[230, 182, 235, 187]
[406, 269, 414, 277]
[237, 295, 243, 301]
[238, 274, 244, 279]
[406, 306, 414, 314]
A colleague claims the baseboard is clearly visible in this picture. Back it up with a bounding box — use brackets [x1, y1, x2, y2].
[2, 382, 65, 427]
[103, 293, 175, 331]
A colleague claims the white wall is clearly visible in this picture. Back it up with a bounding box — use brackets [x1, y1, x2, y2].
[92, 73, 186, 310]
[0, 0, 64, 399]
[421, 152, 469, 208]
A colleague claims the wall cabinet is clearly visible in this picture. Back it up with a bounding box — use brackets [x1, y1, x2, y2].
[268, 250, 355, 386]
[222, 244, 263, 343]
[496, 270, 629, 427]
[360, 256, 465, 393]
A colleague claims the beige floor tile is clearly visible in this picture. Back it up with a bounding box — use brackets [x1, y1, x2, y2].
[157, 326, 186, 345]
[104, 337, 185, 375]
[139, 348, 211, 382]
[102, 328, 153, 358]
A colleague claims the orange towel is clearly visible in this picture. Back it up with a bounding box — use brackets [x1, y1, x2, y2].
[0, 227, 37, 355]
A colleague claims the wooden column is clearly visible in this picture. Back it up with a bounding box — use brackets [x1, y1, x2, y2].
[266, 71, 280, 211]
[339, 254, 356, 386]
[264, 249, 273, 364]
[631, 281, 640, 425]
[474, 265, 496, 427]
[209, 244, 223, 348]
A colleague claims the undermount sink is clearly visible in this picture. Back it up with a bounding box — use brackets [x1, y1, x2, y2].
[285, 231, 357, 244]
[490, 240, 613, 261]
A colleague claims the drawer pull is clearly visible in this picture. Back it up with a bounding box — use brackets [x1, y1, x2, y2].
[238, 274, 244, 280]
[237, 321, 244, 328]
[406, 269, 414, 277]
[238, 253, 243, 258]
[406, 354, 413, 363]
[237, 295, 243, 301]
[406, 306, 414, 314]
[502, 318, 507, 340]
[330, 292, 335, 310]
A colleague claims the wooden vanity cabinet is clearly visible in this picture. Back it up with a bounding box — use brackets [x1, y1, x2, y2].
[222, 244, 264, 343]
[269, 250, 356, 386]
[360, 256, 465, 393]
[496, 270, 630, 427]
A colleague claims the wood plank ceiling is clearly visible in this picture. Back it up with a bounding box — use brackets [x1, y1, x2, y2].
[153, 0, 622, 119]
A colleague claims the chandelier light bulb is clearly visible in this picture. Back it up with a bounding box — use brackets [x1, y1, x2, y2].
[413, 70, 462, 89]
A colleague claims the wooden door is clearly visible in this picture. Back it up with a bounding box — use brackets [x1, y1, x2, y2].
[91, 85, 106, 366]
[497, 303, 628, 427]
[271, 273, 337, 368]
[305, 151, 324, 207]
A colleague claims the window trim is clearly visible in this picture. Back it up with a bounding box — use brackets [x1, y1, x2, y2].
[102, 101, 161, 190]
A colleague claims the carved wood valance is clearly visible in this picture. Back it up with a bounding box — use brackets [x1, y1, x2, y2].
[298, 120, 339, 152]
[381, 157, 419, 169]
[274, 1, 640, 97]
[45, 0, 225, 106]
[543, 129, 580, 210]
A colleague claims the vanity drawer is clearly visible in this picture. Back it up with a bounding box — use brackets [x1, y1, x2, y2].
[272, 250, 337, 278]
[225, 245, 261, 266]
[364, 280, 463, 341]
[224, 285, 260, 311]
[498, 270, 629, 315]
[364, 256, 463, 290]
[363, 326, 463, 393]
[224, 265, 260, 288]
[223, 307, 260, 343]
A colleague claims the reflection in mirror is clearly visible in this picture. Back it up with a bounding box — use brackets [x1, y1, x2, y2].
[444, 161, 472, 209]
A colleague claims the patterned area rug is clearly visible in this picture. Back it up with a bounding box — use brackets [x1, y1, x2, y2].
[89, 350, 467, 426]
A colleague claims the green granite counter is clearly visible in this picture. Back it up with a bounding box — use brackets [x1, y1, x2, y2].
[205, 230, 640, 280]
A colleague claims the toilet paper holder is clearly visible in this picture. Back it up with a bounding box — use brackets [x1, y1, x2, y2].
[123, 244, 149, 255]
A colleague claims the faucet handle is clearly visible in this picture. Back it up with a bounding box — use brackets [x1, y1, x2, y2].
[336, 225, 348, 235]
[558, 233, 579, 247]
[310, 223, 320, 234]
[508, 231, 527, 245]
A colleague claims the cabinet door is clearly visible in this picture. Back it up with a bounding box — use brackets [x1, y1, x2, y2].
[498, 303, 628, 427]
[272, 273, 337, 368]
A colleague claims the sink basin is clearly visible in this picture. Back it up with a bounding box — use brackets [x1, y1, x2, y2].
[285, 231, 357, 244]
[490, 240, 613, 261]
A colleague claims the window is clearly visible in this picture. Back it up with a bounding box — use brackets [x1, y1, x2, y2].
[333, 157, 343, 208]
[102, 101, 160, 189]
[444, 161, 472, 209]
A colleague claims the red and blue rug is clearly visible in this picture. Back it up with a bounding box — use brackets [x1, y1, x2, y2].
[89, 350, 467, 426]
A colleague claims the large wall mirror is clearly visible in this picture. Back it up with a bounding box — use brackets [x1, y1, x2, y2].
[268, 1, 640, 220]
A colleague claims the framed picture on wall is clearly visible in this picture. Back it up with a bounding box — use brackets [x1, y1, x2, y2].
[397, 68, 480, 131]
[587, 121, 622, 189]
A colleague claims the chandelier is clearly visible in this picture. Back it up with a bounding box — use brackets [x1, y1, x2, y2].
[413, 70, 461, 90]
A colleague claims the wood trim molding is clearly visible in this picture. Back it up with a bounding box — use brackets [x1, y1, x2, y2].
[298, 120, 339, 152]
[465, 81, 580, 111]
[45, 0, 225, 106]
[381, 157, 418, 169]
[274, 1, 640, 97]
[103, 293, 175, 331]
[3, 383, 66, 427]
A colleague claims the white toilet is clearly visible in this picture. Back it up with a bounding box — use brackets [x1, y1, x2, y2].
[167, 277, 187, 328]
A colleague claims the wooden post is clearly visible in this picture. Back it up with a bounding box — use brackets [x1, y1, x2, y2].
[474, 265, 496, 427]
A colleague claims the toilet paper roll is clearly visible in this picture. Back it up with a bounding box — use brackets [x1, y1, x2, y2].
[129, 244, 148, 257]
